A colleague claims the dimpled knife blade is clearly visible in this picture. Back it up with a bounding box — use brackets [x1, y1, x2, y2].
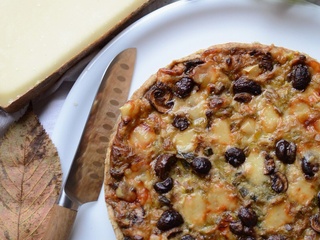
[44, 48, 137, 240]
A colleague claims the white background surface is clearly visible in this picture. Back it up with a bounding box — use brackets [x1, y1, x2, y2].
[37, 0, 320, 239]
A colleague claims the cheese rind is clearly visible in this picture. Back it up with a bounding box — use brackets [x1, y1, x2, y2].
[0, 0, 149, 112]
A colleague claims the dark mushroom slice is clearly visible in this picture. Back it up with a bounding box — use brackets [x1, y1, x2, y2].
[208, 82, 226, 95]
[288, 62, 311, 91]
[172, 115, 190, 131]
[181, 234, 195, 240]
[233, 77, 262, 96]
[301, 156, 319, 179]
[145, 82, 174, 113]
[225, 147, 246, 167]
[183, 58, 205, 74]
[229, 221, 244, 236]
[275, 139, 297, 164]
[154, 153, 178, 180]
[129, 207, 145, 225]
[259, 52, 274, 72]
[115, 181, 137, 202]
[174, 77, 196, 98]
[153, 177, 174, 194]
[208, 96, 224, 110]
[238, 207, 258, 227]
[158, 195, 172, 206]
[317, 191, 320, 208]
[229, 220, 254, 237]
[110, 168, 125, 180]
[203, 147, 214, 157]
[234, 92, 253, 103]
[156, 209, 184, 231]
[264, 154, 276, 175]
[190, 157, 212, 175]
[270, 172, 288, 193]
[310, 213, 320, 233]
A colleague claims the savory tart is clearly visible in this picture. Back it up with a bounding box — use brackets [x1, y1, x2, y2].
[104, 42, 320, 239]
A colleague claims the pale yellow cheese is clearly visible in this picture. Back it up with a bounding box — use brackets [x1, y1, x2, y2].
[263, 201, 294, 230]
[242, 150, 269, 185]
[240, 118, 256, 136]
[211, 118, 232, 145]
[173, 129, 197, 152]
[206, 183, 239, 213]
[0, 0, 148, 110]
[260, 104, 281, 133]
[129, 123, 156, 149]
[181, 193, 206, 227]
[286, 164, 316, 205]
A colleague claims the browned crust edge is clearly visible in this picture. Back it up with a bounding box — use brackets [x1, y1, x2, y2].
[103, 41, 313, 239]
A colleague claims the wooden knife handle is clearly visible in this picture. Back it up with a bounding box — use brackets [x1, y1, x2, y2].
[44, 204, 77, 240]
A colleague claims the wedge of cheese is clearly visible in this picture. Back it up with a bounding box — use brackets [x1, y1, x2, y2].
[0, 0, 150, 112]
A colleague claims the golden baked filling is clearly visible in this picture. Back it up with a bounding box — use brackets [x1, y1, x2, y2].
[104, 43, 320, 240]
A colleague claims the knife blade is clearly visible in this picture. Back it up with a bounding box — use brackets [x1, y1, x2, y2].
[305, 0, 320, 6]
[44, 48, 137, 240]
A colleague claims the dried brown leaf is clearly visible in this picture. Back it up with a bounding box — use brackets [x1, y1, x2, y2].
[0, 110, 62, 240]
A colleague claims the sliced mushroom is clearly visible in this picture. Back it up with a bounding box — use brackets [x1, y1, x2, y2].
[229, 220, 254, 237]
[183, 58, 205, 74]
[145, 82, 174, 113]
[154, 153, 177, 180]
[208, 96, 224, 110]
[115, 181, 137, 202]
[264, 154, 276, 175]
[229, 221, 244, 236]
[181, 234, 196, 240]
[234, 92, 253, 103]
[301, 156, 319, 179]
[270, 172, 288, 193]
[172, 114, 190, 131]
[310, 213, 320, 233]
[158, 195, 172, 206]
[259, 52, 274, 72]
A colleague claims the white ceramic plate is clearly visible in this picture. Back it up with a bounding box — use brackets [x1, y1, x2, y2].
[51, 0, 320, 239]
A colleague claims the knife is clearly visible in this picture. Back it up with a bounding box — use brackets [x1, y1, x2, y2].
[44, 48, 137, 240]
[305, 0, 320, 6]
